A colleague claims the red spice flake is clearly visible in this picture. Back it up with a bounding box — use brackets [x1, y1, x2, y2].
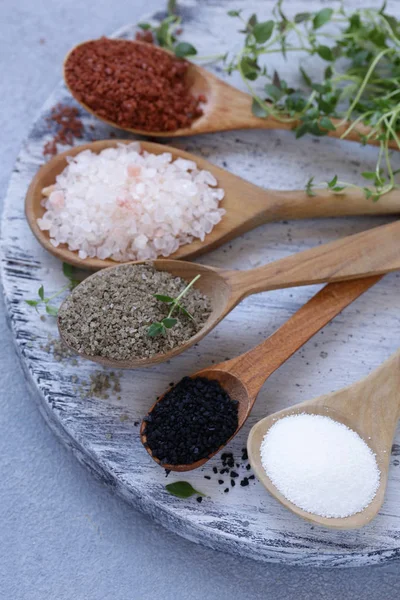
[64, 37, 204, 132]
[135, 30, 154, 44]
[43, 104, 84, 157]
[43, 140, 58, 157]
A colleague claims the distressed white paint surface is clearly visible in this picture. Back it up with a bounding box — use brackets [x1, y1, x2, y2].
[2, 0, 400, 566]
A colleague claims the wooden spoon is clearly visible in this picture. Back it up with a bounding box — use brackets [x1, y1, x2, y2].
[141, 275, 382, 471]
[247, 347, 400, 529]
[26, 139, 400, 270]
[58, 218, 400, 368]
[64, 40, 398, 149]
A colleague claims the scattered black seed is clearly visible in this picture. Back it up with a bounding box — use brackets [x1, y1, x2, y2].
[224, 488, 229, 493]
[134, 421, 139, 427]
[165, 469, 171, 477]
[231, 479, 235, 487]
[144, 376, 238, 465]
[213, 467, 218, 474]
[240, 478, 249, 487]
[218, 479, 224, 485]
[249, 475, 255, 480]
[220, 468, 229, 474]
[246, 464, 251, 471]
[204, 475, 211, 480]
[169, 382, 174, 387]
[242, 448, 248, 461]
[230, 471, 238, 478]
[196, 497, 203, 503]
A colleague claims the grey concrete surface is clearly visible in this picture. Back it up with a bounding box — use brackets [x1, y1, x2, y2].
[1, 1, 400, 598]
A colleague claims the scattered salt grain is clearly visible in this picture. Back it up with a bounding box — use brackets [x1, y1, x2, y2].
[260, 413, 380, 518]
[37, 143, 225, 261]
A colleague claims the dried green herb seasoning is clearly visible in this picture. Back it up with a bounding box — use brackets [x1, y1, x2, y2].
[58, 264, 211, 361]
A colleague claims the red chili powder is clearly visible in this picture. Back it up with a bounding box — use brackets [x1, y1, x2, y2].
[64, 38, 203, 132]
[43, 104, 84, 157]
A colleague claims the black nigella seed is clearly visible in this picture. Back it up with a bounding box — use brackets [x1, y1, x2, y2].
[144, 376, 238, 466]
[242, 448, 248, 461]
[204, 475, 211, 480]
[218, 479, 224, 485]
[249, 475, 255, 480]
[240, 478, 249, 487]
[230, 471, 238, 478]
[224, 488, 229, 493]
[246, 464, 251, 471]
[231, 479, 235, 487]
[196, 497, 203, 503]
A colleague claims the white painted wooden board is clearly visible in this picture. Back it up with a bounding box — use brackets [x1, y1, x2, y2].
[2, 0, 400, 566]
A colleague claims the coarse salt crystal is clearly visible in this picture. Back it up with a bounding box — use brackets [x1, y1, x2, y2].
[260, 413, 380, 518]
[38, 143, 225, 262]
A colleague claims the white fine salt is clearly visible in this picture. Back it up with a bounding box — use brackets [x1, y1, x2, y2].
[260, 413, 380, 518]
[37, 142, 226, 261]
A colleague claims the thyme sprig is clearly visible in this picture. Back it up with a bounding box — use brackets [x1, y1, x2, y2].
[225, 0, 400, 201]
[138, 0, 197, 58]
[148, 274, 201, 337]
[25, 263, 79, 316]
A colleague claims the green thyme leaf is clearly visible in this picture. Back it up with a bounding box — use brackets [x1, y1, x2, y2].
[174, 42, 197, 58]
[162, 317, 178, 329]
[45, 305, 59, 316]
[305, 176, 316, 196]
[320, 116, 335, 131]
[251, 98, 268, 118]
[62, 263, 74, 278]
[295, 12, 311, 24]
[227, 9, 242, 17]
[264, 83, 284, 102]
[361, 171, 377, 180]
[138, 22, 151, 30]
[166, 481, 205, 499]
[313, 8, 333, 30]
[316, 45, 334, 62]
[38, 285, 45, 300]
[148, 322, 165, 337]
[327, 175, 338, 188]
[253, 20, 274, 44]
[26, 300, 39, 307]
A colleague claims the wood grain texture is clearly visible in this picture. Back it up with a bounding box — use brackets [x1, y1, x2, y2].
[25, 139, 400, 270]
[2, 1, 400, 567]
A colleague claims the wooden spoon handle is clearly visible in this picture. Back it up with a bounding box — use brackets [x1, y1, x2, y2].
[239, 185, 400, 222]
[224, 220, 400, 300]
[222, 276, 381, 397]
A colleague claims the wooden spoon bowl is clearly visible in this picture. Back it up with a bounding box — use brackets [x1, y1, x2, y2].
[247, 348, 400, 529]
[25, 140, 400, 271]
[64, 39, 399, 148]
[141, 368, 251, 471]
[141, 276, 382, 471]
[58, 219, 400, 369]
